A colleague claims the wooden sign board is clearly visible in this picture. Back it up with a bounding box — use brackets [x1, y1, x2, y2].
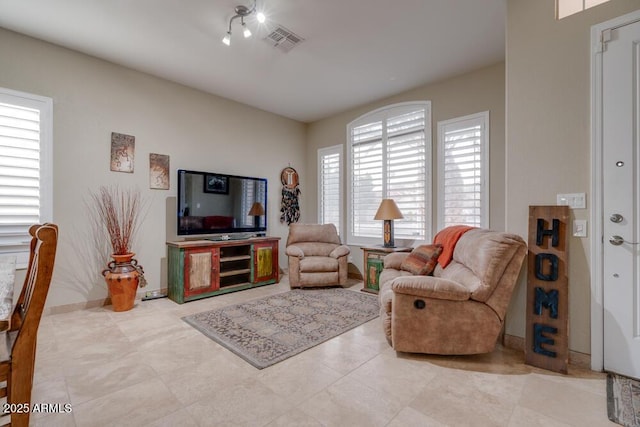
[525, 205, 569, 374]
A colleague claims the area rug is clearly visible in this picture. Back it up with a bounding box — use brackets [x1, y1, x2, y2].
[607, 372, 640, 426]
[182, 288, 379, 369]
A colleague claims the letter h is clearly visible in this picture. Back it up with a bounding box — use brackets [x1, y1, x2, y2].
[536, 218, 560, 247]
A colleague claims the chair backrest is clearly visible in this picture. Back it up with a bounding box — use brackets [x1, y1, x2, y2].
[10, 224, 58, 345]
[435, 228, 527, 318]
[286, 223, 341, 246]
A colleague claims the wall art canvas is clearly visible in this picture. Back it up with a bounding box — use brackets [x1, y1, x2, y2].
[110, 132, 135, 173]
[149, 153, 170, 190]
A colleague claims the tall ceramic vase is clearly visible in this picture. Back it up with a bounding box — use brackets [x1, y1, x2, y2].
[102, 253, 142, 312]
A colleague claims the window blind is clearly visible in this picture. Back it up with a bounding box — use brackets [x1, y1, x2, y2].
[438, 112, 489, 229]
[386, 110, 426, 239]
[0, 88, 52, 267]
[348, 102, 431, 244]
[351, 121, 382, 238]
[318, 145, 342, 234]
[0, 102, 41, 263]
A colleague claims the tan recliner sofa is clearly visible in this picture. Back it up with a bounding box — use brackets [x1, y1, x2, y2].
[379, 228, 527, 355]
[286, 223, 350, 288]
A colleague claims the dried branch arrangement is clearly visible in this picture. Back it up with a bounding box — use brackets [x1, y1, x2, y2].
[89, 186, 143, 255]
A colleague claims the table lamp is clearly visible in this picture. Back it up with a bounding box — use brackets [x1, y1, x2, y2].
[248, 202, 265, 228]
[374, 199, 403, 247]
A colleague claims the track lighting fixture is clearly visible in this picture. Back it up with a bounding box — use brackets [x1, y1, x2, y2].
[222, 0, 265, 46]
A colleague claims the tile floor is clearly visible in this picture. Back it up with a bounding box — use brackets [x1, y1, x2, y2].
[28, 278, 616, 427]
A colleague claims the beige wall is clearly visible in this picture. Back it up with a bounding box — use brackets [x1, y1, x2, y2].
[306, 62, 506, 276]
[505, 0, 639, 353]
[0, 28, 307, 310]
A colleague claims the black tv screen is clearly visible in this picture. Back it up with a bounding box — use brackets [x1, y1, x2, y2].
[177, 169, 267, 236]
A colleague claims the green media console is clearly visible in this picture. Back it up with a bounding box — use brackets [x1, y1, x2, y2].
[166, 237, 280, 303]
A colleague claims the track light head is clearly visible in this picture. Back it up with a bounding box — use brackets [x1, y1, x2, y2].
[242, 21, 252, 38]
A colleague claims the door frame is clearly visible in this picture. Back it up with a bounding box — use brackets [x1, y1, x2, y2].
[590, 9, 640, 372]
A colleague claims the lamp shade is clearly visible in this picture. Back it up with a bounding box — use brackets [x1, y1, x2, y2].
[374, 199, 403, 220]
[248, 202, 265, 216]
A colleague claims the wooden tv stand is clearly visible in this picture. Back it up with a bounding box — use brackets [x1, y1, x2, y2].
[166, 237, 280, 303]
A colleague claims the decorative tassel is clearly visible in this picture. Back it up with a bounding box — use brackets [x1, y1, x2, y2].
[280, 166, 301, 225]
[280, 186, 301, 225]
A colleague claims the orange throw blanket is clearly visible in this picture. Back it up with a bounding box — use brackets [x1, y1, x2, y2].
[433, 225, 475, 268]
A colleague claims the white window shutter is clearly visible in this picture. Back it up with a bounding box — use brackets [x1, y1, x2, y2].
[0, 88, 53, 267]
[318, 145, 342, 235]
[351, 121, 383, 239]
[386, 109, 427, 239]
[438, 111, 489, 230]
[347, 102, 431, 245]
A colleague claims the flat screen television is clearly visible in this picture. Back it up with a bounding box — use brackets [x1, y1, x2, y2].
[177, 169, 267, 237]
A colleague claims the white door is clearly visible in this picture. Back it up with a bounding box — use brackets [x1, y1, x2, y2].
[602, 18, 640, 380]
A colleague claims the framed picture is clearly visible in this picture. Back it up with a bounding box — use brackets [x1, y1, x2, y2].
[203, 174, 229, 194]
[110, 132, 135, 173]
[149, 153, 170, 190]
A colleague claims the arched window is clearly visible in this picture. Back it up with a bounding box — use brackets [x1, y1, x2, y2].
[347, 102, 431, 245]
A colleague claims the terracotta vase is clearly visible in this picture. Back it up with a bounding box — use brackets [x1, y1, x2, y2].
[102, 253, 140, 312]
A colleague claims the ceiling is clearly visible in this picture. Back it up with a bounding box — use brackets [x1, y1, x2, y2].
[0, 0, 506, 123]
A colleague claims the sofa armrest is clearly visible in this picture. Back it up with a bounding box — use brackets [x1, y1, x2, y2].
[391, 276, 471, 301]
[285, 245, 305, 258]
[329, 245, 350, 259]
[383, 252, 409, 269]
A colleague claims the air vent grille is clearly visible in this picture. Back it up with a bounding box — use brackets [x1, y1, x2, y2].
[263, 25, 304, 53]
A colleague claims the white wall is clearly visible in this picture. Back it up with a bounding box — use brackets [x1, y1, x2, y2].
[0, 28, 306, 310]
[505, 0, 639, 353]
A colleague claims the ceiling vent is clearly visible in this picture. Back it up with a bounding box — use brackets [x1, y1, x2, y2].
[263, 25, 304, 53]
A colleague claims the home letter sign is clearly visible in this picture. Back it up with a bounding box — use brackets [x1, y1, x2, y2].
[525, 205, 569, 374]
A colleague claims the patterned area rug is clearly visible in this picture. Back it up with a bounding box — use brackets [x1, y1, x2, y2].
[182, 288, 379, 369]
[607, 373, 640, 426]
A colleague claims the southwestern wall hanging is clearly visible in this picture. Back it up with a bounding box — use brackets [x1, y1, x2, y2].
[280, 166, 300, 225]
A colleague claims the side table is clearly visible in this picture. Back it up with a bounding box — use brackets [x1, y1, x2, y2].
[360, 246, 412, 294]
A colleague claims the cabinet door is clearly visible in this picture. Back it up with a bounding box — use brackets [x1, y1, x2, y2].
[252, 241, 278, 283]
[365, 253, 385, 291]
[184, 247, 219, 297]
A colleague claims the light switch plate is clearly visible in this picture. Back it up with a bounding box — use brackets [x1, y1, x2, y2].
[557, 192, 586, 209]
[573, 219, 587, 237]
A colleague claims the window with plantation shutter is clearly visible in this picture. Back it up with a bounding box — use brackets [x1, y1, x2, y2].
[437, 111, 489, 230]
[0, 88, 53, 268]
[318, 145, 342, 235]
[347, 102, 431, 245]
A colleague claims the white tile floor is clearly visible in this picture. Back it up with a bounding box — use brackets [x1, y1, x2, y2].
[29, 278, 616, 426]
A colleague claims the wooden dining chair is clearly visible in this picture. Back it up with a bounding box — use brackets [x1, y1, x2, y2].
[0, 224, 58, 427]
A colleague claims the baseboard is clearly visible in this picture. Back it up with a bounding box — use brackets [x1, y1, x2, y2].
[503, 334, 591, 370]
[503, 334, 525, 351]
[44, 287, 169, 316]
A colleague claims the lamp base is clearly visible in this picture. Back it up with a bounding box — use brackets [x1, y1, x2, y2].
[383, 219, 395, 248]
